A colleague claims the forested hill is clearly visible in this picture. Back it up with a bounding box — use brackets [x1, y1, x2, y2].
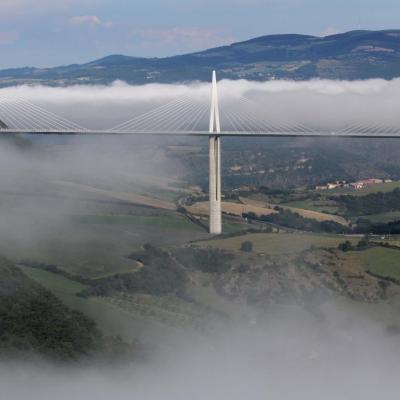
[2, 30, 400, 87]
[0, 258, 130, 361]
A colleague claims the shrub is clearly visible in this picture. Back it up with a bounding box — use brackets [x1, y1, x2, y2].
[338, 241, 354, 252]
[240, 241, 253, 252]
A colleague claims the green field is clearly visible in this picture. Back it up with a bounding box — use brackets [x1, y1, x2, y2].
[19, 265, 87, 295]
[282, 199, 340, 214]
[76, 213, 245, 237]
[198, 232, 359, 255]
[0, 209, 209, 279]
[222, 221, 249, 234]
[352, 211, 400, 224]
[75, 213, 204, 231]
[351, 247, 400, 280]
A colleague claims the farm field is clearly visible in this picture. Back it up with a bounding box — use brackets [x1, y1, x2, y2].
[188, 197, 347, 227]
[345, 247, 400, 281]
[186, 200, 277, 217]
[240, 195, 348, 225]
[281, 199, 340, 215]
[281, 205, 348, 225]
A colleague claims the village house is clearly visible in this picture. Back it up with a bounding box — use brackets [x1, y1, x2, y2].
[315, 180, 348, 190]
[350, 178, 384, 189]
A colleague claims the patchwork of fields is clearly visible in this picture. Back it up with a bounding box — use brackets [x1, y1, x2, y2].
[3, 164, 400, 349]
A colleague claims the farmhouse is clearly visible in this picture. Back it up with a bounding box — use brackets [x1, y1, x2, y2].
[350, 178, 383, 189]
[315, 180, 348, 190]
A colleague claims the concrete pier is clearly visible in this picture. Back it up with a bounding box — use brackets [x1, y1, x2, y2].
[209, 135, 222, 234]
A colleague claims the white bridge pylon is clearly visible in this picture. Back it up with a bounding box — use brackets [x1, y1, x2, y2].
[209, 71, 222, 235]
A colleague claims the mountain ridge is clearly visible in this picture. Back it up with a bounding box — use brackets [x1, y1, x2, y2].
[2, 29, 400, 86]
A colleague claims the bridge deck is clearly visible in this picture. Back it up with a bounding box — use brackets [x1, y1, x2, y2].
[1, 129, 400, 138]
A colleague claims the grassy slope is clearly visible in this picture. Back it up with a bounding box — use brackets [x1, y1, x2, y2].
[18, 232, 400, 345]
[199, 232, 359, 254]
[19, 266, 87, 295]
[52, 181, 177, 210]
[76, 214, 204, 231]
[200, 231, 400, 282]
[351, 211, 400, 224]
[346, 247, 400, 280]
[1, 212, 208, 279]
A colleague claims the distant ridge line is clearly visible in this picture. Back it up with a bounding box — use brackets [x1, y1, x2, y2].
[2, 29, 400, 86]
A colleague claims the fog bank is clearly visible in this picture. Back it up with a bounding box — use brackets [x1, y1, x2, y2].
[2, 306, 400, 400]
[2, 78, 400, 131]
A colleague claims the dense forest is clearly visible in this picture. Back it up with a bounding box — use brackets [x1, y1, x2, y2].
[0, 257, 131, 361]
[335, 188, 400, 217]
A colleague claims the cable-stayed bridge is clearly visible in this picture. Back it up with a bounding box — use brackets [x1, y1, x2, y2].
[1, 71, 400, 234]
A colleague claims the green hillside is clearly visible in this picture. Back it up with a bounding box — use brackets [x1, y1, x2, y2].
[0, 257, 128, 361]
[2, 30, 400, 87]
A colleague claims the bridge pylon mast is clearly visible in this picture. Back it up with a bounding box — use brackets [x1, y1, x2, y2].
[209, 70, 222, 235]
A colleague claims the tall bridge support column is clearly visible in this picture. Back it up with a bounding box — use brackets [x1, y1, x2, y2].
[209, 70, 222, 235]
[209, 135, 221, 234]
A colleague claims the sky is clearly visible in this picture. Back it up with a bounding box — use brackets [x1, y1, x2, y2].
[0, 0, 400, 69]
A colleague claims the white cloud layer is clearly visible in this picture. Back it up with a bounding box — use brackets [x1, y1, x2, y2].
[1, 78, 400, 133]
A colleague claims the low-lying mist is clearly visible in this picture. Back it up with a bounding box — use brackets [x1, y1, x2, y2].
[2, 305, 400, 400]
[0, 134, 185, 252]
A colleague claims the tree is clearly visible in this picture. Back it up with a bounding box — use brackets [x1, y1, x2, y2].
[338, 240, 354, 252]
[240, 241, 253, 252]
[357, 236, 370, 250]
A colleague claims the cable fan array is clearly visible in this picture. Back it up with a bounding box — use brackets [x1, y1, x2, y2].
[110, 94, 210, 133]
[0, 89, 399, 136]
[218, 95, 309, 135]
[216, 94, 400, 137]
[0, 94, 87, 133]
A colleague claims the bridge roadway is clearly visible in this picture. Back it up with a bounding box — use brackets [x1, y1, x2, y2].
[1, 129, 400, 138]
